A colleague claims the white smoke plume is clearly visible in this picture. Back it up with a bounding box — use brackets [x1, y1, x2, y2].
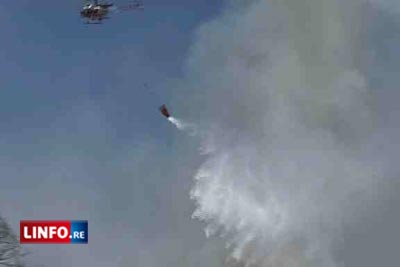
[172, 0, 384, 266]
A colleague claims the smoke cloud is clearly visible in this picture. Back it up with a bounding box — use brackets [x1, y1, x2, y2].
[170, 0, 390, 266]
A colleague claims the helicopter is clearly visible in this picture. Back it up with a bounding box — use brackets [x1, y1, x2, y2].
[80, 0, 143, 24]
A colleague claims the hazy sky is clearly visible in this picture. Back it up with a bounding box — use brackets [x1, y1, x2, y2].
[0, 1, 222, 266]
[1, 1, 400, 267]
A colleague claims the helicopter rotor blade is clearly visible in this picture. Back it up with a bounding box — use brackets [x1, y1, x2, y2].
[119, 1, 144, 11]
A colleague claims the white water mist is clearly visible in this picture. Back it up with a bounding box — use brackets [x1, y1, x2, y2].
[178, 0, 382, 266]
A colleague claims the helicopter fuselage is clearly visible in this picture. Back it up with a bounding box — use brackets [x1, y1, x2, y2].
[80, 4, 113, 21]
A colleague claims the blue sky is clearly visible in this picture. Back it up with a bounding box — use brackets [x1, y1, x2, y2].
[0, 0, 221, 143]
[0, 1, 223, 266]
